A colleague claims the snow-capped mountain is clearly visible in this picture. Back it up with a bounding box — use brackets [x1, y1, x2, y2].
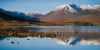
[40, 4, 100, 25]
[80, 4, 100, 10]
[0, 4, 100, 25]
[27, 13, 43, 17]
[0, 8, 40, 22]
[52, 4, 82, 13]
[52, 4, 100, 13]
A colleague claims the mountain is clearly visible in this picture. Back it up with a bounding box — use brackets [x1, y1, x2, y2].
[27, 13, 43, 17]
[80, 4, 100, 10]
[0, 4, 100, 26]
[40, 4, 100, 25]
[0, 8, 40, 22]
[52, 4, 82, 13]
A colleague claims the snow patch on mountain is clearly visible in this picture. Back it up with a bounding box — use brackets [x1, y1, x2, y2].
[52, 4, 82, 13]
[53, 4, 67, 11]
[52, 4, 100, 13]
[80, 4, 100, 10]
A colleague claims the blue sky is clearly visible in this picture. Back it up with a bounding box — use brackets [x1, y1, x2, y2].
[0, 0, 100, 14]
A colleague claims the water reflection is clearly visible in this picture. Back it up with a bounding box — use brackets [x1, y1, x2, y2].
[0, 26, 100, 50]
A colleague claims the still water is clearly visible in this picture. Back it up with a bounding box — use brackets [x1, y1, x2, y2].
[0, 26, 100, 50]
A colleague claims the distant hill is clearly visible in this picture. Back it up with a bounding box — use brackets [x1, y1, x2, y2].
[0, 8, 41, 22]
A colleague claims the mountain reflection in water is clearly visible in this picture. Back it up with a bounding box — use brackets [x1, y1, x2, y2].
[0, 26, 100, 50]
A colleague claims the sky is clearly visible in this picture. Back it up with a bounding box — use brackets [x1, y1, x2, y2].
[0, 0, 100, 14]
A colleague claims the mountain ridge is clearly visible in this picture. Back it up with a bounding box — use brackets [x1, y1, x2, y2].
[39, 4, 100, 25]
[0, 4, 100, 26]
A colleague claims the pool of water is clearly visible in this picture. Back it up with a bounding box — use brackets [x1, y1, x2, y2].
[21, 26, 100, 32]
[0, 26, 100, 50]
